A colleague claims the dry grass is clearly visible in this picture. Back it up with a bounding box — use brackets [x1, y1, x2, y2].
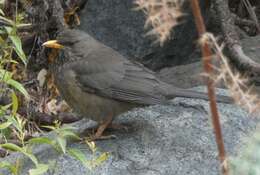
[134, 0, 184, 45]
[200, 33, 260, 114]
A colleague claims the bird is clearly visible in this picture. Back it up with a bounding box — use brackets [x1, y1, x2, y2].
[43, 29, 232, 140]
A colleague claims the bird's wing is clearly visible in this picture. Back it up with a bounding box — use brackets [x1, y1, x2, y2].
[67, 46, 168, 105]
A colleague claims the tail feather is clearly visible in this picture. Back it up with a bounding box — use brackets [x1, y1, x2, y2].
[166, 87, 233, 104]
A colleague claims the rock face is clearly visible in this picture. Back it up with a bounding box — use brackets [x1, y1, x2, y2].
[157, 61, 204, 88]
[156, 35, 260, 89]
[241, 35, 260, 63]
[77, 0, 208, 70]
[1, 88, 258, 175]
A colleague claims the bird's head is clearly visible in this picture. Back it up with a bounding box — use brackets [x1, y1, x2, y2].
[42, 29, 95, 63]
[42, 29, 86, 49]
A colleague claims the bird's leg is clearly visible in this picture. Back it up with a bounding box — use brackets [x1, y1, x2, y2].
[107, 123, 129, 131]
[90, 114, 116, 140]
[95, 121, 111, 138]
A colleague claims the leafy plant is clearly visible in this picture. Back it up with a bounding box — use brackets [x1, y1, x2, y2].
[68, 140, 109, 170]
[0, 161, 19, 175]
[0, 3, 29, 146]
[1, 143, 49, 175]
[27, 122, 109, 172]
[31, 121, 81, 154]
[0, 92, 48, 175]
[0, 5, 46, 175]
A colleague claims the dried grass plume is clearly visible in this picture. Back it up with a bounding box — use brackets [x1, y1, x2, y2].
[200, 33, 260, 114]
[134, 0, 184, 45]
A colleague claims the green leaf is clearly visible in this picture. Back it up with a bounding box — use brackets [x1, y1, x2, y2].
[28, 137, 60, 152]
[28, 137, 54, 146]
[60, 125, 76, 130]
[0, 161, 18, 175]
[0, 121, 12, 130]
[0, 143, 38, 166]
[6, 115, 22, 134]
[17, 23, 32, 28]
[85, 140, 97, 153]
[0, 59, 19, 65]
[41, 125, 56, 131]
[60, 130, 80, 140]
[0, 127, 12, 140]
[22, 151, 39, 166]
[68, 149, 109, 170]
[57, 137, 66, 154]
[0, 143, 24, 152]
[0, 103, 12, 111]
[11, 92, 18, 115]
[68, 148, 90, 167]
[0, 29, 5, 35]
[5, 27, 27, 65]
[29, 164, 49, 175]
[0, 70, 29, 99]
[0, 9, 4, 16]
[0, 69, 12, 79]
[0, 36, 5, 45]
[0, 16, 14, 26]
[6, 79, 29, 99]
[92, 152, 109, 168]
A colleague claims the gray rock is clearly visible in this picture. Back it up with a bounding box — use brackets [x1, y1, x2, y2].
[157, 35, 260, 89]
[157, 61, 226, 89]
[77, 0, 208, 70]
[1, 88, 258, 175]
[241, 35, 260, 92]
[157, 61, 204, 88]
[241, 35, 260, 63]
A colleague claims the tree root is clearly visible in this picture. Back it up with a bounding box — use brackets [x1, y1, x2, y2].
[212, 0, 260, 77]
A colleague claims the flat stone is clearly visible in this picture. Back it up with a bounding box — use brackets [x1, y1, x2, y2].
[1, 88, 258, 175]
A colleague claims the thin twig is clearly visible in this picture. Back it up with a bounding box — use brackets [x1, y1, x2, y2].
[190, 0, 228, 174]
[242, 0, 260, 33]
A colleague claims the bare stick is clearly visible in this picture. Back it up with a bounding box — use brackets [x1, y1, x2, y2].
[190, 0, 228, 174]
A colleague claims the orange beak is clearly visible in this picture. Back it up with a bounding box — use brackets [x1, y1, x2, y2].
[42, 40, 64, 49]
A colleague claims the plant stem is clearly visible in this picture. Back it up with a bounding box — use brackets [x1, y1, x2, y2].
[190, 0, 228, 174]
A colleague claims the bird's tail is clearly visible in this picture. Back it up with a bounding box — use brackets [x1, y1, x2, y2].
[166, 87, 233, 104]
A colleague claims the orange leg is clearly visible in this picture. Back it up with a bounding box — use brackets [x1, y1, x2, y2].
[107, 123, 129, 131]
[90, 114, 116, 140]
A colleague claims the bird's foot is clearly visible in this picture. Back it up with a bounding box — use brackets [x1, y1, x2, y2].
[107, 123, 129, 131]
[87, 115, 117, 141]
[86, 123, 128, 141]
[88, 134, 117, 141]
